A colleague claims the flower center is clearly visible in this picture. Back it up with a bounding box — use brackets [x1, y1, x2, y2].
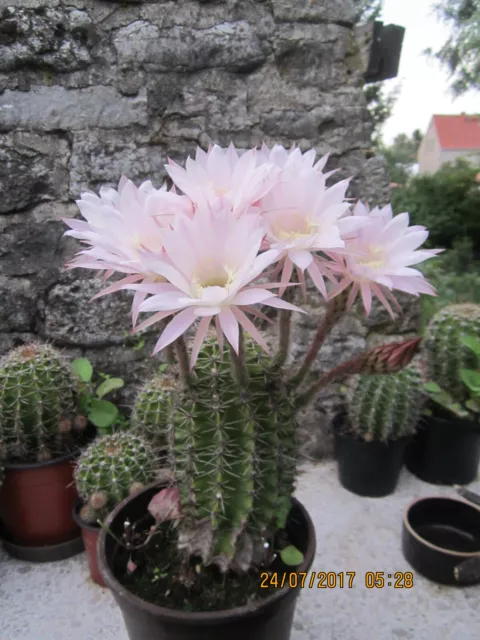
[357, 245, 385, 270]
[273, 213, 317, 240]
[192, 259, 236, 299]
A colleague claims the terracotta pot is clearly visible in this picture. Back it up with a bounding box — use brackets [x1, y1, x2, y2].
[0, 451, 83, 560]
[72, 499, 105, 586]
[98, 484, 316, 640]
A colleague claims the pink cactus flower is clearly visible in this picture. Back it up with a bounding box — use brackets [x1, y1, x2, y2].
[256, 142, 332, 178]
[63, 176, 193, 323]
[125, 206, 304, 366]
[327, 201, 442, 316]
[165, 143, 280, 217]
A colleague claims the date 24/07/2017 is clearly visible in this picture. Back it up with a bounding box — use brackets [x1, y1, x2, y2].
[260, 572, 414, 589]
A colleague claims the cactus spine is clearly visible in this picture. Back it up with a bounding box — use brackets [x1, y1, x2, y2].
[0, 343, 78, 462]
[130, 374, 177, 455]
[74, 432, 158, 521]
[347, 367, 423, 442]
[424, 304, 480, 404]
[170, 338, 296, 572]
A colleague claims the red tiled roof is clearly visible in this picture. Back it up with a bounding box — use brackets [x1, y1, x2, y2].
[433, 114, 480, 150]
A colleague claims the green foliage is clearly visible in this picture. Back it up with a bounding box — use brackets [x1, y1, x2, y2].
[71, 358, 125, 435]
[280, 545, 304, 567]
[392, 159, 480, 251]
[75, 432, 158, 521]
[356, 0, 383, 24]
[346, 368, 423, 442]
[423, 304, 480, 418]
[0, 343, 78, 462]
[379, 130, 423, 184]
[425, 0, 480, 95]
[364, 83, 399, 146]
[130, 372, 177, 454]
[169, 338, 296, 572]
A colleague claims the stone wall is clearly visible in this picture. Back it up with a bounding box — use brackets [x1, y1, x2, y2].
[0, 0, 418, 458]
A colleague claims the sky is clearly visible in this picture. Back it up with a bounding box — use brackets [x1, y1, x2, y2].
[380, 0, 480, 143]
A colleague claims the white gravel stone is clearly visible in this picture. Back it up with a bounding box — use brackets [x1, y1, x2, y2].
[1, 462, 479, 639]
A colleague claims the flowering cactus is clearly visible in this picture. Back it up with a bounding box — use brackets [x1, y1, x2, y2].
[63, 142, 440, 572]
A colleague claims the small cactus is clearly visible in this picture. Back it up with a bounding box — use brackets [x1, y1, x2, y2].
[424, 304, 480, 405]
[130, 374, 177, 454]
[74, 432, 158, 521]
[0, 343, 78, 462]
[346, 367, 423, 442]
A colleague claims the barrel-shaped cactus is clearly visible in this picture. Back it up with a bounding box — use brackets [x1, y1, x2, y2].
[346, 367, 423, 442]
[74, 432, 158, 522]
[424, 304, 480, 404]
[0, 343, 78, 462]
[168, 338, 296, 572]
[130, 374, 177, 454]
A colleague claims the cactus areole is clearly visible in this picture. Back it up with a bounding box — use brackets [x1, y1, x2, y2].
[64, 143, 441, 616]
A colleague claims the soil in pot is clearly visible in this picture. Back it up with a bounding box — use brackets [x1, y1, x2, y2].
[406, 413, 480, 485]
[72, 500, 105, 587]
[99, 485, 316, 640]
[335, 430, 410, 497]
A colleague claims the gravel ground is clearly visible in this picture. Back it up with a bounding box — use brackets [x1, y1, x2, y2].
[1, 461, 479, 640]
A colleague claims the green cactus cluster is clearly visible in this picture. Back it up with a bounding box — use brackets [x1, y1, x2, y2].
[74, 432, 158, 522]
[424, 304, 480, 405]
[0, 343, 79, 462]
[346, 367, 423, 442]
[168, 338, 296, 572]
[130, 373, 177, 455]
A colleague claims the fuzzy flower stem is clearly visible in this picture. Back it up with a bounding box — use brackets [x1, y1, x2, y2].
[165, 344, 176, 366]
[175, 337, 192, 387]
[294, 337, 422, 412]
[288, 292, 348, 389]
[229, 326, 249, 387]
[272, 284, 296, 371]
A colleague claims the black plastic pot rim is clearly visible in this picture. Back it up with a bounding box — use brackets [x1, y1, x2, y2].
[98, 481, 316, 626]
[2, 534, 85, 562]
[426, 406, 480, 430]
[403, 496, 480, 558]
[4, 449, 80, 471]
[72, 499, 101, 533]
[336, 431, 411, 446]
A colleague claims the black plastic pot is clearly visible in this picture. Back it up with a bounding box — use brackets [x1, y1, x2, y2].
[98, 484, 316, 640]
[402, 497, 480, 585]
[335, 431, 411, 497]
[406, 414, 480, 485]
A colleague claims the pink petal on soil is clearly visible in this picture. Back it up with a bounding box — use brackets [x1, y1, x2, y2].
[147, 487, 182, 523]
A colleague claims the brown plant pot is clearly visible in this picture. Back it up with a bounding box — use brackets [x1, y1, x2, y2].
[0, 451, 83, 561]
[98, 483, 316, 640]
[72, 499, 106, 587]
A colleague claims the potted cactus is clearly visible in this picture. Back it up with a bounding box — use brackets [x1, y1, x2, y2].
[335, 368, 424, 497]
[0, 343, 91, 561]
[72, 432, 159, 586]
[407, 304, 480, 485]
[62, 143, 440, 640]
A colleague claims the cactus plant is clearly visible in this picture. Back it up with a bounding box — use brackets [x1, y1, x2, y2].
[74, 432, 158, 522]
[0, 343, 79, 462]
[165, 338, 296, 572]
[346, 367, 424, 442]
[130, 373, 177, 453]
[424, 304, 480, 406]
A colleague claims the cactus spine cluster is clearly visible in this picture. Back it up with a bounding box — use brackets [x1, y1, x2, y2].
[130, 374, 177, 455]
[424, 304, 480, 404]
[346, 367, 423, 442]
[0, 343, 78, 462]
[169, 338, 296, 572]
[75, 432, 158, 522]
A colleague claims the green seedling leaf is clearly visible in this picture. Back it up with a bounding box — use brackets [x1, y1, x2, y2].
[88, 399, 118, 428]
[133, 339, 145, 351]
[460, 335, 480, 356]
[466, 398, 480, 413]
[424, 381, 442, 393]
[280, 545, 304, 567]
[96, 377, 124, 399]
[158, 363, 169, 374]
[71, 358, 93, 383]
[460, 369, 480, 393]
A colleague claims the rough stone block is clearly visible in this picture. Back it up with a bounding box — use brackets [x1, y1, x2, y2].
[0, 276, 37, 332]
[0, 132, 69, 213]
[271, 0, 357, 25]
[0, 86, 148, 131]
[0, 6, 94, 73]
[113, 20, 268, 71]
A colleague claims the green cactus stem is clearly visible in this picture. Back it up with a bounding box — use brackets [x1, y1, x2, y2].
[0, 343, 78, 462]
[346, 367, 423, 442]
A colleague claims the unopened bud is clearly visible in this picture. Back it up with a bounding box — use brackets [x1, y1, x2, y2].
[129, 482, 145, 497]
[89, 490, 108, 511]
[58, 418, 72, 434]
[80, 504, 98, 524]
[73, 415, 88, 431]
